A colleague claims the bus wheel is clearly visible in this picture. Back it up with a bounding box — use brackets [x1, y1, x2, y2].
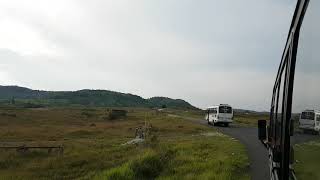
[225, 123, 229, 127]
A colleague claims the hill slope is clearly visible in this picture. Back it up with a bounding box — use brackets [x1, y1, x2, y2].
[0, 85, 197, 109]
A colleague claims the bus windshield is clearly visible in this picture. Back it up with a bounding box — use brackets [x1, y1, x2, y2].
[219, 106, 232, 114]
[301, 112, 315, 120]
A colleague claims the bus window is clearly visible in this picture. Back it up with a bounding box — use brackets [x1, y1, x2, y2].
[219, 106, 232, 114]
[300, 112, 315, 120]
[209, 108, 217, 114]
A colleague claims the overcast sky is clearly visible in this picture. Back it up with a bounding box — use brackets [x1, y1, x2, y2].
[293, 0, 320, 113]
[0, 0, 312, 111]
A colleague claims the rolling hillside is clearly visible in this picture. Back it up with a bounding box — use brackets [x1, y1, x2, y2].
[0, 85, 197, 109]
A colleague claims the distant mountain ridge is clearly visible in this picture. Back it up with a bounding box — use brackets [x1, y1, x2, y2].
[0, 85, 197, 109]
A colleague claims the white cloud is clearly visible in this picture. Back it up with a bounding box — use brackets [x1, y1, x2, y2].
[0, 17, 56, 56]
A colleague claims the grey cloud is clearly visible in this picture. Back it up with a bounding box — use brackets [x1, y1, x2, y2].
[292, 0, 320, 112]
[1, 0, 318, 111]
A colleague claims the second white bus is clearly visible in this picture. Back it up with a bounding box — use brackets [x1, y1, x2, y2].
[299, 110, 320, 134]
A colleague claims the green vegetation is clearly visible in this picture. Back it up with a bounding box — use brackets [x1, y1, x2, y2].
[96, 137, 249, 180]
[0, 86, 196, 109]
[294, 140, 320, 180]
[233, 112, 269, 127]
[165, 108, 205, 119]
[0, 107, 249, 179]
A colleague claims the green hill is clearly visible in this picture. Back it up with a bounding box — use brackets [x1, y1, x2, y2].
[148, 97, 194, 109]
[0, 86, 197, 109]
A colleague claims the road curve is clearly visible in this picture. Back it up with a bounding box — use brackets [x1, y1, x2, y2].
[181, 117, 269, 180]
[183, 117, 319, 180]
[213, 124, 319, 180]
[214, 124, 269, 180]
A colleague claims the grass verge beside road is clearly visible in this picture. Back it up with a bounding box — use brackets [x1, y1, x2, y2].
[294, 140, 320, 180]
[96, 133, 249, 180]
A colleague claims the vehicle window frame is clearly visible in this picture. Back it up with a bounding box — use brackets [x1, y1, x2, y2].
[268, 0, 310, 178]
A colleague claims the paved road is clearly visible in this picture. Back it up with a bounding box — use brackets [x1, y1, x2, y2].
[190, 118, 319, 180]
[214, 124, 269, 180]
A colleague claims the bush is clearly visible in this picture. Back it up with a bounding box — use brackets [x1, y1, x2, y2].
[97, 149, 175, 180]
[81, 111, 94, 118]
[0, 112, 17, 117]
[22, 103, 45, 108]
[108, 110, 127, 120]
[97, 163, 134, 180]
[130, 151, 163, 179]
[146, 134, 159, 148]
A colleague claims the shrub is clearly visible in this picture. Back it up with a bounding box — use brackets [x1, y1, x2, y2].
[130, 151, 163, 179]
[22, 103, 45, 108]
[81, 111, 94, 118]
[97, 164, 134, 180]
[108, 110, 127, 120]
[97, 149, 175, 180]
[146, 134, 159, 148]
[0, 112, 17, 117]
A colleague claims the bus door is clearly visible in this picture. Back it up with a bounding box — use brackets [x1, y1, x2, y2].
[315, 113, 320, 131]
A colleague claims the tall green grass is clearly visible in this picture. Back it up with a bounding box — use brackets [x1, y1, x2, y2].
[95, 149, 173, 180]
[96, 135, 249, 180]
[294, 140, 320, 180]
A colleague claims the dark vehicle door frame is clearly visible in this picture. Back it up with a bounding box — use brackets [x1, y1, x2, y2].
[260, 0, 310, 180]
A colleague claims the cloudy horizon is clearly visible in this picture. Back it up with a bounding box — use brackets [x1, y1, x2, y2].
[0, 0, 301, 111]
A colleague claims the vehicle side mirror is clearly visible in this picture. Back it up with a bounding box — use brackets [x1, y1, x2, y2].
[290, 119, 294, 136]
[258, 120, 267, 141]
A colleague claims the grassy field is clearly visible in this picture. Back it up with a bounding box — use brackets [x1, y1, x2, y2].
[233, 113, 269, 127]
[0, 107, 250, 180]
[165, 109, 205, 119]
[294, 140, 320, 180]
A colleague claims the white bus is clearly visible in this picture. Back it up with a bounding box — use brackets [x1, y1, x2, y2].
[299, 110, 320, 133]
[205, 104, 233, 127]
